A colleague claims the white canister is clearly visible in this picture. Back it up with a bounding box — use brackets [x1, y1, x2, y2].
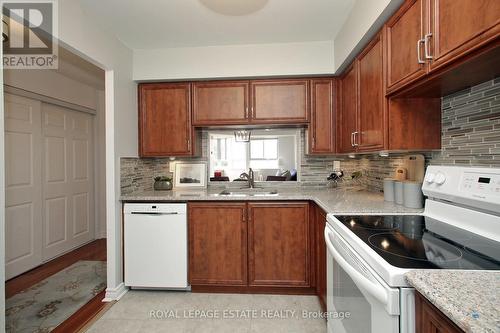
[383, 178, 395, 202]
[403, 181, 424, 209]
[394, 181, 404, 205]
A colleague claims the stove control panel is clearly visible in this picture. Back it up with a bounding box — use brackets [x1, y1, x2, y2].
[422, 166, 500, 213]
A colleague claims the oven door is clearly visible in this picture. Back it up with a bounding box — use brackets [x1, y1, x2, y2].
[325, 224, 400, 333]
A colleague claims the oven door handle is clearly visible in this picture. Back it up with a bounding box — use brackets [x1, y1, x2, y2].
[324, 227, 388, 306]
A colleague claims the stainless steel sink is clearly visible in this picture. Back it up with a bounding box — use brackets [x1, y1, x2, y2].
[218, 188, 279, 197]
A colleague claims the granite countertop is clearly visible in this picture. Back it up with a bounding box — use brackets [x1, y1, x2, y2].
[406, 270, 500, 333]
[120, 186, 423, 215]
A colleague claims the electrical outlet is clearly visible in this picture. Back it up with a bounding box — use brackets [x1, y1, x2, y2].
[333, 160, 341, 170]
[169, 162, 175, 173]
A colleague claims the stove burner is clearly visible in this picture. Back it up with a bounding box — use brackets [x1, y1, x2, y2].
[368, 232, 463, 263]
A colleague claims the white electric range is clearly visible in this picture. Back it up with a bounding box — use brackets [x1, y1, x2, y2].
[325, 166, 500, 333]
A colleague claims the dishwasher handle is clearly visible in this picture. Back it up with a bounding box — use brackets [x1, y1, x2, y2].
[130, 212, 179, 215]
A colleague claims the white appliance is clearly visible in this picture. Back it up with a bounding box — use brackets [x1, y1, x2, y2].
[124, 203, 189, 289]
[325, 166, 500, 333]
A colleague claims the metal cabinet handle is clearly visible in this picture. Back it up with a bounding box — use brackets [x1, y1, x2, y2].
[417, 38, 425, 64]
[250, 106, 254, 119]
[244, 107, 248, 119]
[187, 138, 191, 150]
[424, 33, 433, 60]
[353, 131, 359, 147]
[351, 132, 354, 147]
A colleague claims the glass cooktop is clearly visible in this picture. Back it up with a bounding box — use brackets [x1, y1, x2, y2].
[334, 215, 500, 270]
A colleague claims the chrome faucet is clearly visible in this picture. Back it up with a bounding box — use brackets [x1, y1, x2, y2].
[239, 168, 255, 188]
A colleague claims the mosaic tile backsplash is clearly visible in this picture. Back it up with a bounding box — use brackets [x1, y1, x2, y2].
[121, 78, 500, 194]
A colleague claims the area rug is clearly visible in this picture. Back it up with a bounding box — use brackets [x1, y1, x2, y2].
[6, 260, 106, 333]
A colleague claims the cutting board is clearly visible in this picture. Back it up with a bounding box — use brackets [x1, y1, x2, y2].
[403, 154, 425, 182]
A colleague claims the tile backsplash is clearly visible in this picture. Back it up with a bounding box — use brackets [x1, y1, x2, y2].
[121, 78, 499, 194]
[352, 78, 500, 192]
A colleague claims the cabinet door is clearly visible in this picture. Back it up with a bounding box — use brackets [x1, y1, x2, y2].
[357, 34, 386, 152]
[337, 63, 358, 154]
[385, 0, 428, 93]
[248, 202, 310, 287]
[309, 79, 336, 154]
[188, 203, 247, 286]
[250, 79, 309, 124]
[192, 81, 249, 125]
[315, 207, 327, 312]
[139, 83, 193, 157]
[416, 292, 464, 333]
[428, 0, 500, 71]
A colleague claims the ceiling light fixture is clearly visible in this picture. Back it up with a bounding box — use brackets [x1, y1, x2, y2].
[2, 19, 9, 43]
[199, 0, 269, 16]
[234, 130, 251, 142]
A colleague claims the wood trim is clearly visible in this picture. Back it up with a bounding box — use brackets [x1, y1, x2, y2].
[191, 285, 316, 295]
[6, 239, 106, 298]
[52, 290, 109, 333]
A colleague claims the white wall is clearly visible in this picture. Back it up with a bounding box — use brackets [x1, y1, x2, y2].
[3, 69, 99, 110]
[55, 0, 138, 302]
[133, 41, 335, 80]
[0, 0, 137, 313]
[96, 90, 107, 239]
[333, 0, 404, 72]
[0, 38, 5, 333]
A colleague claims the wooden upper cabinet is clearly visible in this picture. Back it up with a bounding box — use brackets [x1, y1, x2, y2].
[357, 34, 386, 152]
[188, 202, 247, 286]
[427, 0, 500, 70]
[138, 83, 194, 157]
[308, 79, 336, 154]
[248, 202, 310, 287]
[192, 81, 250, 125]
[385, 0, 428, 93]
[338, 63, 358, 154]
[250, 79, 309, 124]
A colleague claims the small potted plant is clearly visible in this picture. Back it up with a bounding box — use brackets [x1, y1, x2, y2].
[153, 176, 173, 191]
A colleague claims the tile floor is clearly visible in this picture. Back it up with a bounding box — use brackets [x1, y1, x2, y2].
[87, 291, 327, 332]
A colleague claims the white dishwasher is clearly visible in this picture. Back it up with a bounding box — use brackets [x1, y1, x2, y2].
[124, 203, 188, 289]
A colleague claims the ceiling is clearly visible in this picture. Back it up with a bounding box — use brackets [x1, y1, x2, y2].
[78, 0, 355, 49]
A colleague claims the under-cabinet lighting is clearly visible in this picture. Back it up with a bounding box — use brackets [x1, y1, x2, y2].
[379, 151, 390, 157]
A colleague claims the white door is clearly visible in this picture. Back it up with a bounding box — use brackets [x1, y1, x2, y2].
[42, 103, 95, 260]
[4, 94, 43, 280]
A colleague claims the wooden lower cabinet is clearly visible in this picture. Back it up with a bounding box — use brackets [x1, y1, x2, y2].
[188, 202, 247, 286]
[415, 292, 464, 333]
[188, 201, 315, 293]
[315, 205, 327, 312]
[248, 202, 311, 287]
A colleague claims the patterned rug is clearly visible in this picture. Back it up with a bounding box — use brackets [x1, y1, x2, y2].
[6, 260, 106, 333]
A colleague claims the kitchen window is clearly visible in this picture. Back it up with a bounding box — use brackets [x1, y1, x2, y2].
[209, 129, 299, 182]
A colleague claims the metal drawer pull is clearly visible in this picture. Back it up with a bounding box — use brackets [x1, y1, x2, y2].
[417, 38, 425, 64]
[353, 131, 359, 146]
[424, 33, 433, 60]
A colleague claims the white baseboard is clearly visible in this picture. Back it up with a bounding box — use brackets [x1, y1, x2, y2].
[103, 282, 128, 302]
[96, 230, 107, 239]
